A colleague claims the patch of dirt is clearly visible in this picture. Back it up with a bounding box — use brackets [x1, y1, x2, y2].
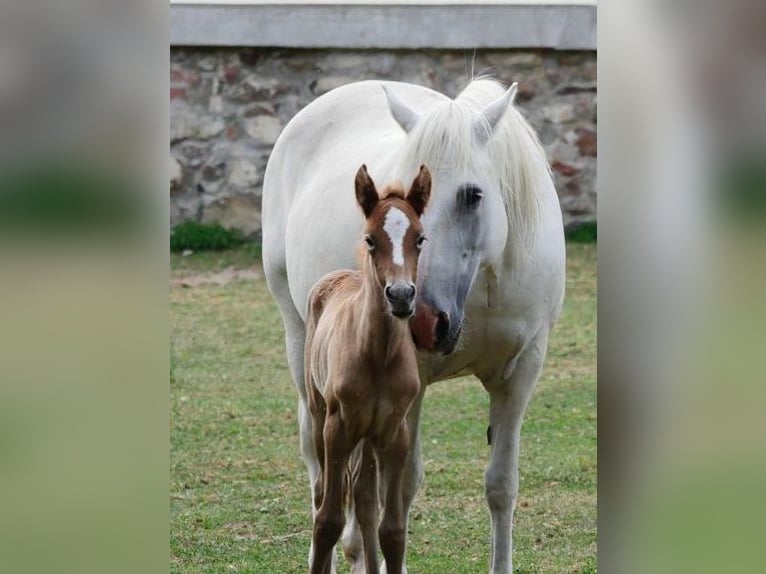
[171, 266, 263, 288]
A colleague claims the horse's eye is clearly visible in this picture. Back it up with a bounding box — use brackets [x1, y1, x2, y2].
[459, 184, 483, 209]
[416, 235, 427, 250]
[364, 235, 376, 251]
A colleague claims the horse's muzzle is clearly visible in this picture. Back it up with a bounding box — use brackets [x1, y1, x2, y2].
[435, 313, 461, 354]
[410, 304, 461, 355]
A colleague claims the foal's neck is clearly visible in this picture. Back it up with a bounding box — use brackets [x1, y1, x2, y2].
[357, 256, 409, 360]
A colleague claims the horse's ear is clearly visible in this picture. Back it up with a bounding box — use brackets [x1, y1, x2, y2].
[407, 165, 431, 217]
[475, 82, 517, 145]
[355, 165, 379, 218]
[382, 85, 420, 134]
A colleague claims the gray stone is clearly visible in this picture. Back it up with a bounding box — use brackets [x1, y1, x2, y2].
[244, 102, 276, 118]
[176, 141, 210, 168]
[196, 56, 217, 71]
[171, 193, 202, 225]
[556, 81, 597, 95]
[202, 160, 226, 184]
[546, 140, 582, 167]
[543, 103, 576, 124]
[243, 75, 282, 99]
[171, 106, 225, 141]
[170, 47, 597, 236]
[313, 76, 355, 95]
[170, 155, 183, 193]
[324, 54, 368, 70]
[209, 95, 224, 114]
[244, 116, 282, 145]
[228, 158, 260, 189]
[197, 117, 226, 139]
[201, 194, 262, 238]
[496, 53, 543, 67]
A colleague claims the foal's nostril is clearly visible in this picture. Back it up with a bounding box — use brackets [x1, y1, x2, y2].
[386, 284, 415, 304]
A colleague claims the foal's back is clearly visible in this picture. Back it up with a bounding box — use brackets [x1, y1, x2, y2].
[304, 269, 362, 394]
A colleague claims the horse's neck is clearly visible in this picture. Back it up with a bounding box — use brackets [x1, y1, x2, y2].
[355, 259, 409, 364]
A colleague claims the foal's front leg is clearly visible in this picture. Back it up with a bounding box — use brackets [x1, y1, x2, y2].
[377, 422, 410, 574]
[312, 411, 353, 574]
[351, 439, 380, 574]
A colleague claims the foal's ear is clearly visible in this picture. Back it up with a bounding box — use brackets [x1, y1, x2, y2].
[407, 165, 431, 217]
[355, 164, 379, 218]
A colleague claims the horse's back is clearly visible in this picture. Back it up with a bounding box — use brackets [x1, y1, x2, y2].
[264, 81, 444, 217]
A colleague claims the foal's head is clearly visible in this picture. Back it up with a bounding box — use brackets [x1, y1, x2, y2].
[355, 164, 431, 319]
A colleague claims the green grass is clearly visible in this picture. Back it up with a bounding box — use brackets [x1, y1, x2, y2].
[171, 221, 250, 252]
[170, 243, 596, 573]
[170, 242, 262, 275]
[564, 221, 597, 243]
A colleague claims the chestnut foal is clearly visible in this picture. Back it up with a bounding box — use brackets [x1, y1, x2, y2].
[304, 164, 431, 574]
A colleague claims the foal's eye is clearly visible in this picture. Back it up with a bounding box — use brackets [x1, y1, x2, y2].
[364, 235, 376, 251]
[459, 184, 483, 209]
[416, 235, 427, 250]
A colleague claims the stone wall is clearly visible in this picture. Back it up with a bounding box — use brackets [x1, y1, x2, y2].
[170, 49, 596, 237]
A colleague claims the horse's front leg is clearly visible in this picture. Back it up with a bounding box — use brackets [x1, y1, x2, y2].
[482, 331, 549, 574]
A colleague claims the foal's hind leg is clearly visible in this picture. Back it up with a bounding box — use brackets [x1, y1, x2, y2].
[312, 413, 353, 574]
[377, 423, 410, 574]
[346, 440, 379, 574]
[379, 385, 425, 574]
[341, 439, 378, 574]
[279, 305, 338, 571]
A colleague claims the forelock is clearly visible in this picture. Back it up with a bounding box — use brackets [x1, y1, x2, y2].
[380, 183, 406, 200]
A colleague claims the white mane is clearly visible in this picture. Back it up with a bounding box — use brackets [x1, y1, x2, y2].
[395, 78, 549, 248]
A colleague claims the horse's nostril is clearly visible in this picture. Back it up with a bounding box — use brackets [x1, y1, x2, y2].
[385, 286, 393, 300]
[407, 285, 416, 299]
[435, 311, 449, 342]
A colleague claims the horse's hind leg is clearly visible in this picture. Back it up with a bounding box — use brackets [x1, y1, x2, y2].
[481, 330, 550, 574]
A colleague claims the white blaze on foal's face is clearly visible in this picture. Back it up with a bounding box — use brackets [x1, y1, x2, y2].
[383, 207, 409, 267]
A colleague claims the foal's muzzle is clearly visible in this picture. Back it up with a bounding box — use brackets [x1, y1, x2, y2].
[385, 282, 416, 319]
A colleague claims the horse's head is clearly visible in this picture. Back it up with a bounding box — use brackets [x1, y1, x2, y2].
[383, 82, 518, 353]
[355, 164, 431, 320]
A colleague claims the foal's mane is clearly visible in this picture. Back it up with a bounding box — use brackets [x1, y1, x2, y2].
[395, 78, 550, 249]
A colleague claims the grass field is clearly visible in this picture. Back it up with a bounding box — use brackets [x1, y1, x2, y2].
[170, 243, 596, 573]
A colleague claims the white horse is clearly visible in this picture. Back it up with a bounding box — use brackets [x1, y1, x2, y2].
[262, 78, 566, 574]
